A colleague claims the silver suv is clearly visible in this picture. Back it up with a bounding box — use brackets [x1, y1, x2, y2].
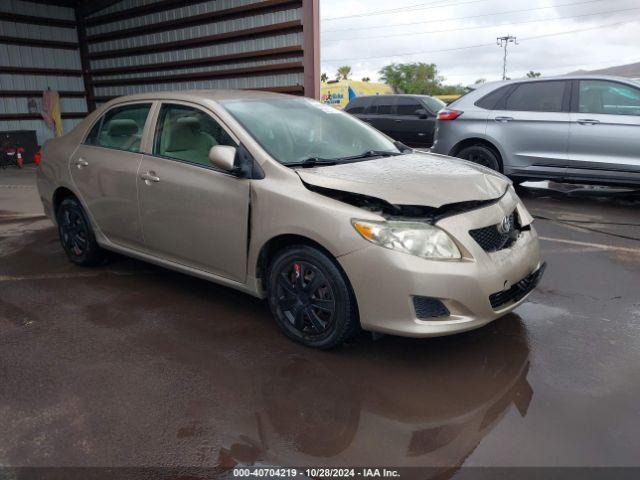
[431, 75, 640, 186]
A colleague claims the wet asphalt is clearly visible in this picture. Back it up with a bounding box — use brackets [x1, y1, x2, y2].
[0, 167, 639, 474]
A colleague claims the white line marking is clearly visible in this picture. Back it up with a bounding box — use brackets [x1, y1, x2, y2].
[539, 236, 640, 254]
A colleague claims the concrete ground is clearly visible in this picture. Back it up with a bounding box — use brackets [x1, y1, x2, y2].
[1, 167, 639, 475]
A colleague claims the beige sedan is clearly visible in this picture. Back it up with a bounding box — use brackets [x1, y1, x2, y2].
[37, 90, 544, 349]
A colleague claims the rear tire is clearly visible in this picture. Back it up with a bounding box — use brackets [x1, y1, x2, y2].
[56, 197, 106, 266]
[267, 245, 359, 349]
[457, 144, 501, 172]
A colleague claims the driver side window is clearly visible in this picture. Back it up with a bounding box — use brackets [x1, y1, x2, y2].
[579, 80, 640, 116]
[153, 104, 236, 167]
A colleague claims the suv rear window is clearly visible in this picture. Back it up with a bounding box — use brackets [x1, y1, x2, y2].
[475, 85, 512, 110]
[505, 81, 566, 112]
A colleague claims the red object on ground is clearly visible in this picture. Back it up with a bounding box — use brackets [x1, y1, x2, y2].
[34, 150, 41, 166]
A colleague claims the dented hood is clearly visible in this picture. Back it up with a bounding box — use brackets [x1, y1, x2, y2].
[296, 153, 509, 208]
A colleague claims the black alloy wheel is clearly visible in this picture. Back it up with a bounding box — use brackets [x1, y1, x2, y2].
[56, 197, 105, 266]
[268, 245, 359, 349]
[457, 144, 501, 172]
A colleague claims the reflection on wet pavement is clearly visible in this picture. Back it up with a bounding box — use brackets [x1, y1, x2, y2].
[1, 169, 639, 472]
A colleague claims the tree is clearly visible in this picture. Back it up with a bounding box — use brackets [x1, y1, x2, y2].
[362, 77, 370, 82]
[320, 72, 328, 82]
[336, 65, 351, 80]
[526, 71, 541, 78]
[378, 62, 443, 95]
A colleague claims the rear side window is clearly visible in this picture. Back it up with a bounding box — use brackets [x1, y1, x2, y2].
[368, 97, 394, 115]
[578, 80, 640, 116]
[475, 85, 512, 110]
[85, 103, 152, 152]
[395, 97, 423, 116]
[505, 81, 566, 112]
[344, 97, 369, 114]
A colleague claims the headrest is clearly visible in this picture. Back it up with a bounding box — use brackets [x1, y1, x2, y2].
[176, 116, 201, 129]
[164, 117, 203, 152]
[108, 119, 138, 137]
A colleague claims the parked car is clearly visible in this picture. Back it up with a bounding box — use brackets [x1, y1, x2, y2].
[344, 94, 445, 148]
[431, 75, 640, 186]
[37, 90, 543, 349]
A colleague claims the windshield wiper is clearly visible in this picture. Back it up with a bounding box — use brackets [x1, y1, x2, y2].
[338, 150, 403, 162]
[286, 150, 403, 168]
[285, 157, 338, 168]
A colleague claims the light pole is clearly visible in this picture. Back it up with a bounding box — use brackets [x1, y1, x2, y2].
[497, 35, 518, 80]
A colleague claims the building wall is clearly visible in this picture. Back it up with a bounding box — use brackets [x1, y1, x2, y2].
[0, 0, 87, 145]
[0, 0, 319, 144]
[81, 0, 318, 108]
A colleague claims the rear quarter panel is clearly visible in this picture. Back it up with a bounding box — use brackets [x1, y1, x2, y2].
[37, 111, 100, 222]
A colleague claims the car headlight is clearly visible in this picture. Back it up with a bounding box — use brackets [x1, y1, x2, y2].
[352, 220, 461, 260]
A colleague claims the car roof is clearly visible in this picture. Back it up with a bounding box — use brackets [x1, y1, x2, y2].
[476, 74, 637, 89]
[101, 89, 297, 106]
[453, 74, 639, 107]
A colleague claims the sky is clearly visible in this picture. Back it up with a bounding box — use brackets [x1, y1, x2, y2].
[319, 0, 640, 87]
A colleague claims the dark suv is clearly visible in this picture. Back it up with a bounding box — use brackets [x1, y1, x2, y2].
[344, 95, 446, 148]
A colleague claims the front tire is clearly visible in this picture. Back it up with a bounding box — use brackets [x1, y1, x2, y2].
[56, 197, 105, 266]
[457, 144, 501, 172]
[267, 245, 358, 349]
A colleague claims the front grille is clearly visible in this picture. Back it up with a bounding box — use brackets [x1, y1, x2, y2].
[469, 211, 520, 252]
[489, 263, 546, 310]
[413, 296, 450, 319]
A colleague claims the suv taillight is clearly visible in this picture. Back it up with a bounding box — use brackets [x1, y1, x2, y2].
[437, 109, 463, 121]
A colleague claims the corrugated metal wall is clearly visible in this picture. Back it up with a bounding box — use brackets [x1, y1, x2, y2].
[0, 0, 87, 145]
[0, 0, 319, 144]
[82, 0, 316, 108]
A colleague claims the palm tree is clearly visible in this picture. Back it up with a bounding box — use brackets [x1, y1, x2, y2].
[336, 65, 351, 81]
[320, 72, 328, 82]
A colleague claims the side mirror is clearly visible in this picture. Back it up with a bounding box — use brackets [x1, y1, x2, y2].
[208, 145, 236, 171]
[415, 108, 429, 119]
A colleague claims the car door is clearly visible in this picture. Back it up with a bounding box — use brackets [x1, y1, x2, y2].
[567, 79, 640, 182]
[359, 96, 397, 138]
[393, 97, 435, 148]
[69, 102, 152, 249]
[137, 101, 250, 283]
[485, 80, 571, 177]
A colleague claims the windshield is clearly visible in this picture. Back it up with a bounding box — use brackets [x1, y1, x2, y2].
[221, 97, 400, 165]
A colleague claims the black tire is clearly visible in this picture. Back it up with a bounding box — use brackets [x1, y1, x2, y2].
[457, 144, 501, 172]
[267, 245, 359, 349]
[56, 197, 105, 266]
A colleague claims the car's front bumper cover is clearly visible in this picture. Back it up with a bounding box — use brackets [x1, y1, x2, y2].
[337, 192, 544, 337]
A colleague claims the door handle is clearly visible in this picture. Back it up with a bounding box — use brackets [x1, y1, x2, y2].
[494, 116, 514, 123]
[394, 119, 403, 123]
[577, 119, 600, 125]
[74, 158, 89, 168]
[140, 171, 160, 183]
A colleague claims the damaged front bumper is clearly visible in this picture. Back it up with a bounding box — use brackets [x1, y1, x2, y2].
[337, 190, 544, 337]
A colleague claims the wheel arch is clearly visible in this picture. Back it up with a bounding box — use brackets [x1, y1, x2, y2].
[255, 234, 360, 318]
[256, 234, 337, 288]
[52, 186, 79, 215]
[449, 137, 504, 172]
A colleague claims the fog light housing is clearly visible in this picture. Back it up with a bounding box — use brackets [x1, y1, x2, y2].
[412, 296, 450, 319]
